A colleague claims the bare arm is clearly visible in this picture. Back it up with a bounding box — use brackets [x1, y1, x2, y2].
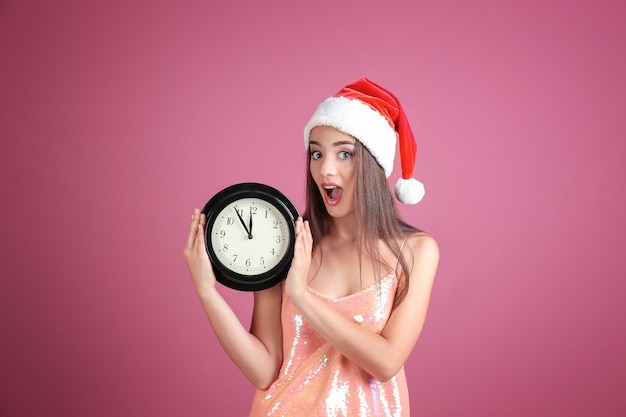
[184, 209, 282, 389]
[286, 219, 439, 381]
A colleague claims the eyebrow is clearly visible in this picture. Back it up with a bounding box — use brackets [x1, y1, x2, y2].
[309, 140, 356, 147]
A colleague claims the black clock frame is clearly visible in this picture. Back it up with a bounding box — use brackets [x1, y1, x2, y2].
[201, 182, 299, 291]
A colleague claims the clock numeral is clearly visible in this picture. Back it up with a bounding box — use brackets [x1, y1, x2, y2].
[272, 220, 279, 229]
[249, 206, 258, 215]
[275, 236, 281, 243]
[226, 217, 234, 225]
[232, 254, 238, 262]
[245, 258, 251, 267]
[222, 244, 228, 252]
[260, 257, 265, 265]
[270, 248, 275, 256]
[219, 230, 226, 238]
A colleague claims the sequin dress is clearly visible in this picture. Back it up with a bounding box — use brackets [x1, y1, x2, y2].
[248, 272, 409, 417]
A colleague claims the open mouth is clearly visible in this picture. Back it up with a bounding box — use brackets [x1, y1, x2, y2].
[323, 184, 343, 206]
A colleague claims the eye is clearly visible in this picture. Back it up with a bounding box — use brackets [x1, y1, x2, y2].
[310, 150, 322, 160]
[338, 150, 353, 160]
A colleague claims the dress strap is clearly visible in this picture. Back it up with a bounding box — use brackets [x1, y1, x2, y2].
[393, 236, 408, 270]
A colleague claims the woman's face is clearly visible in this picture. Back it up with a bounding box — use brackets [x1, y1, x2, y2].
[308, 126, 356, 219]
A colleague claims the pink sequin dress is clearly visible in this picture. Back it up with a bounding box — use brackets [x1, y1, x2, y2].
[248, 272, 409, 417]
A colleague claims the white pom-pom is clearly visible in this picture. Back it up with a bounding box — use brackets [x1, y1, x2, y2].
[394, 178, 425, 204]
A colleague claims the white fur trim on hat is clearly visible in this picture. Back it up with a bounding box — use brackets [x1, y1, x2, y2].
[304, 96, 397, 177]
[395, 177, 425, 204]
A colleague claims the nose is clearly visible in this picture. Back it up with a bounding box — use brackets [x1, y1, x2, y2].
[319, 155, 337, 177]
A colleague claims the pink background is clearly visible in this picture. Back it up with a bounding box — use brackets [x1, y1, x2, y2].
[1, 1, 625, 416]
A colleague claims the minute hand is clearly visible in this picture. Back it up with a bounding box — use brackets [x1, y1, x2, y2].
[234, 206, 253, 239]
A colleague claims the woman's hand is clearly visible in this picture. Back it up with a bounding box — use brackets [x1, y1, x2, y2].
[184, 208, 217, 297]
[183, 210, 283, 389]
[284, 217, 313, 300]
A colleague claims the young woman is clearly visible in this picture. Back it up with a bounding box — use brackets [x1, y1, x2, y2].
[184, 78, 439, 416]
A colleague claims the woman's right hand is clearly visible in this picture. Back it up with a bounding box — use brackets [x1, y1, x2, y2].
[183, 210, 284, 390]
[184, 208, 217, 297]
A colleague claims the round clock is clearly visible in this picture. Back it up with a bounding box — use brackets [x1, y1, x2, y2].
[201, 182, 299, 291]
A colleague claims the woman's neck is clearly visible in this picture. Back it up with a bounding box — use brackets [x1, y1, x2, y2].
[327, 214, 358, 243]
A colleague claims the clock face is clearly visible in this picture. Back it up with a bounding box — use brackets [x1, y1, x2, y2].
[202, 183, 299, 291]
[209, 197, 290, 276]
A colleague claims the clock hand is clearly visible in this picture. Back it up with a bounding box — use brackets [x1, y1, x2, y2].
[234, 206, 252, 238]
[248, 213, 253, 239]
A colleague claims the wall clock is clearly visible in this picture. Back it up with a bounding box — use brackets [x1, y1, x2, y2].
[201, 183, 299, 291]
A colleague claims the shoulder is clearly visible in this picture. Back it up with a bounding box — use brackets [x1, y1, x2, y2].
[403, 231, 439, 275]
[404, 231, 438, 255]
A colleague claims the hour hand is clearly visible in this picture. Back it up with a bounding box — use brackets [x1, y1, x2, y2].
[234, 206, 252, 239]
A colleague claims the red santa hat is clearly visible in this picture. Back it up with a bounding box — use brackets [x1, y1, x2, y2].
[304, 77, 425, 204]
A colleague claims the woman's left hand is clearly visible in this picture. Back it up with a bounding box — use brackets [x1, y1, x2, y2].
[284, 217, 313, 300]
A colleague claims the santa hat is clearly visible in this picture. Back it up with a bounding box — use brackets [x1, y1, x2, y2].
[303, 77, 425, 204]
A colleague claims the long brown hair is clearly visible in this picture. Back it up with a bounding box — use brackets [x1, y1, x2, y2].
[303, 139, 419, 307]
